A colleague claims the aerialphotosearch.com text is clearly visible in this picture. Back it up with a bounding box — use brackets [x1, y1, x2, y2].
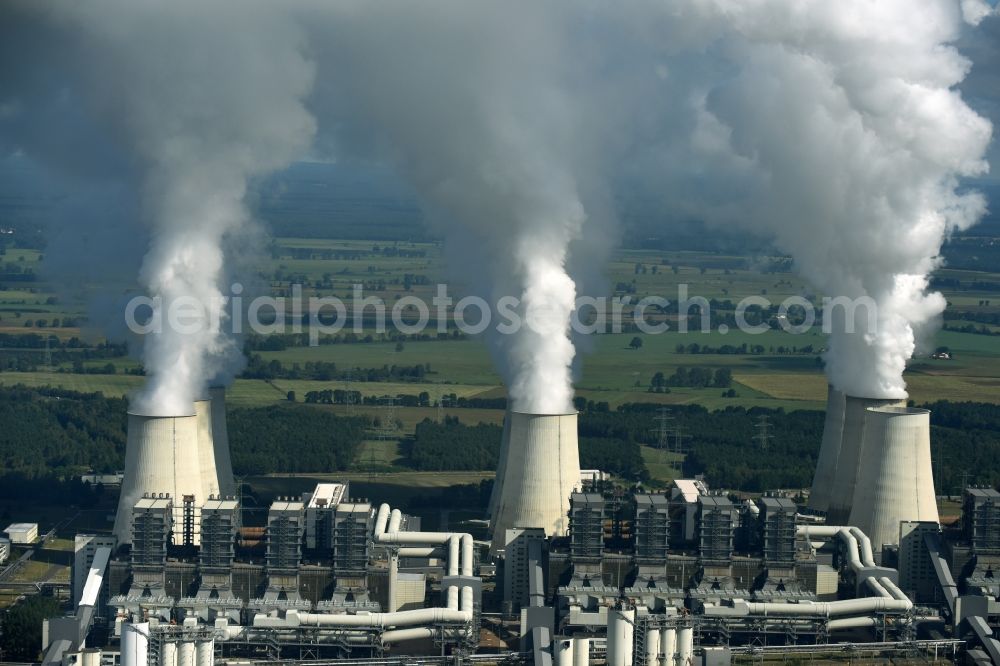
[124, 283, 878, 344]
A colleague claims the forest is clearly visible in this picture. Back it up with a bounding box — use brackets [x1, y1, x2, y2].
[0, 386, 368, 483]
[405, 416, 650, 481]
[1, 386, 998, 496]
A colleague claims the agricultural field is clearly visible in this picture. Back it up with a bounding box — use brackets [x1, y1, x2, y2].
[4, 231, 1000, 484]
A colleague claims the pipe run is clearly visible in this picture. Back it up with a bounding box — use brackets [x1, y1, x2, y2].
[374, 503, 474, 577]
[703, 525, 913, 620]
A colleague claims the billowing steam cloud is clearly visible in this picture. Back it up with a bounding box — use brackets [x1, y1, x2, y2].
[2, 1, 316, 414]
[632, 0, 993, 398]
[2, 0, 997, 409]
[304, 2, 608, 413]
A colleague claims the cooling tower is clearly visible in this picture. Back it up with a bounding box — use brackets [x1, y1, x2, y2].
[807, 385, 845, 514]
[194, 397, 221, 502]
[113, 409, 203, 545]
[487, 409, 512, 520]
[209, 386, 236, 497]
[848, 407, 938, 558]
[826, 395, 906, 524]
[490, 411, 580, 552]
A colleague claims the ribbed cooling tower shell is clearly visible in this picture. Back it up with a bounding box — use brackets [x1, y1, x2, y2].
[209, 386, 236, 497]
[487, 410, 512, 521]
[826, 395, 906, 524]
[808, 385, 846, 513]
[113, 410, 202, 545]
[194, 398, 221, 502]
[490, 411, 580, 551]
[848, 407, 938, 557]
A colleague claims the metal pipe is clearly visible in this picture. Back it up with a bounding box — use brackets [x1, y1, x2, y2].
[573, 637, 590, 666]
[677, 627, 693, 666]
[375, 504, 390, 535]
[448, 535, 460, 576]
[461, 534, 474, 576]
[388, 508, 403, 533]
[397, 546, 445, 558]
[645, 629, 661, 666]
[253, 596, 475, 628]
[555, 637, 575, 666]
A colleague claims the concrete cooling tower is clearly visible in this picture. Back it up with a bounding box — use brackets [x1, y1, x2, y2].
[807, 385, 845, 514]
[490, 411, 580, 552]
[194, 397, 221, 503]
[209, 386, 236, 497]
[113, 410, 204, 545]
[826, 395, 906, 524]
[487, 410, 512, 521]
[848, 407, 938, 559]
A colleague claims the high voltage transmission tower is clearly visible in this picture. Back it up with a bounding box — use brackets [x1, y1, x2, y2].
[753, 414, 773, 451]
[651, 407, 674, 464]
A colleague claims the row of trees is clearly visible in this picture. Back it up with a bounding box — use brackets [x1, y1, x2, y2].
[242, 353, 433, 382]
[650, 367, 732, 390]
[405, 417, 649, 480]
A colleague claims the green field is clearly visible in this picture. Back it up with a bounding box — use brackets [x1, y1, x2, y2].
[4, 238, 1000, 481]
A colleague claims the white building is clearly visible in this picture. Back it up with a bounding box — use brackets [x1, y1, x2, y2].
[4, 522, 38, 544]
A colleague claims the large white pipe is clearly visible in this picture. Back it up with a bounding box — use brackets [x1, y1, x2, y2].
[397, 546, 445, 558]
[448, 535, 460, 576]
[381, 627, 466, 644]
[121, 622, 149, 666]
[644, 629, 661, 666]
[660, 628, 676, 666]
[573, 638, 590, 666]
[607, 608, 635, 666]
[375, 504, 390, 535]
[160, 642, 177, 666]
[677, 628, 693, 666]
[388, 508, 403, 533]
[555, 638, 575, 666]
[195, 640, 213, 666]
[178, 642, 194, 666]
[374, 503, 475, 574]
[827, 616, 876, 631]
[461, 534, 474, 576]
[253, 594, 475, 629]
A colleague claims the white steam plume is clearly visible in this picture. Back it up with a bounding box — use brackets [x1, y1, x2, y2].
[305, 2, 608, 413]
[41, 2, 316, 414]
[634, 0, 993, 398]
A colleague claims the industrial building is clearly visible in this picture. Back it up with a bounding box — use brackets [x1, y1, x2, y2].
[38, 388, 1000, 666]
[4, 521, 39, 544]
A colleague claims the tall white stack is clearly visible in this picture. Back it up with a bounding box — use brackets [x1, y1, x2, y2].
[807, 385, 845, 513]
[848, 406, 939, 558]
[113, 410, 203, 545]
[826, 395, 906, 524]
[490, 411, 580, 552]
